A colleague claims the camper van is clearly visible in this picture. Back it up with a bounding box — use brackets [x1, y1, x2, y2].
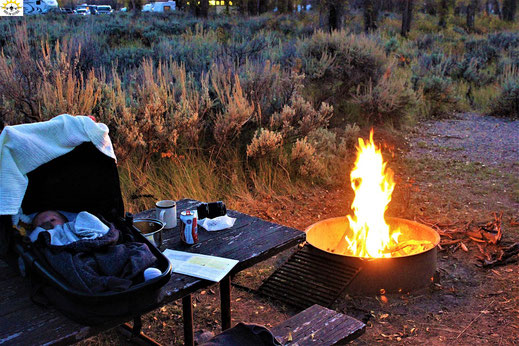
[23, 0, 59, 14]
[142, 1, 175, 12]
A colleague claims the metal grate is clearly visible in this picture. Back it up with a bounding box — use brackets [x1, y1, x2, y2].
[258, 245, 361, 309]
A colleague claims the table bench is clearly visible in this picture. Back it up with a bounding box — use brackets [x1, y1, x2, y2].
[206, 304, 366, 345]
[271, 304, 365, 345]
[0, 199, 306, 345]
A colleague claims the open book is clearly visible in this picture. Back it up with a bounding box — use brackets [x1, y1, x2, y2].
[163, 249, 239, 282]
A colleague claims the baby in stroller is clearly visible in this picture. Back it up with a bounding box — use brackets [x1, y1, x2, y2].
[32, 210, 68, 230]
[29, 209, 110, 246]
[29, 209, 160, 294]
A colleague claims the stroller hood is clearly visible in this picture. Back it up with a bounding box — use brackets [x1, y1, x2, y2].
[22, 141, 124, 220]
[0, 114, 116, 216]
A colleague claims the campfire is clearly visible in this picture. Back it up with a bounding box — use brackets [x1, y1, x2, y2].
[305, 130, 440, 294]
[342, 129, 434, 258]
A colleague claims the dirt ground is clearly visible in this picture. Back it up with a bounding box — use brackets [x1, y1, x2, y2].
[85, 113, 519, 345]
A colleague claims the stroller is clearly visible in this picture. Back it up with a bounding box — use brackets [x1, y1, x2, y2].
[0, 115, 172, 326]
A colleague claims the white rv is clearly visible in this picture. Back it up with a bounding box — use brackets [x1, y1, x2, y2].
[23, 0, 59, 14]
[142, 1, 176, 12]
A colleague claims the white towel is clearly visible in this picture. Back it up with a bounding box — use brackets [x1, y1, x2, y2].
[0, 114, 116, 216]
[29, 211, 110, 246]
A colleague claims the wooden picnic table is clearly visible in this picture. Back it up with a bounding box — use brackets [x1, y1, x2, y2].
[0, 198, 306, 345]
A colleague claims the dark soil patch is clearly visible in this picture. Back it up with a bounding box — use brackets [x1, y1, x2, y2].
[83, 113, 519, 345]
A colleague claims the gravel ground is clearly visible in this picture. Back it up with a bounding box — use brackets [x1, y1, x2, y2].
[406, 113, 519, 169]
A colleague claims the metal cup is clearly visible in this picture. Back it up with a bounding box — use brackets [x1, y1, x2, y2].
[155, 200, 177, 229]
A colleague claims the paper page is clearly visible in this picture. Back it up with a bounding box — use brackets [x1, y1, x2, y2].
[163, 249, 239, 282]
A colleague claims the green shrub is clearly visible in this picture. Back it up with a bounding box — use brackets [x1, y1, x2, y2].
[296, 30, 387, 122]
[490, 77, 519, 119]
[107, 47, 154, 72]
[298, 30, 386, 94]
[384, 36, 399, 55]
[352, 66, 419, 126]
[418, 75, 460, 118]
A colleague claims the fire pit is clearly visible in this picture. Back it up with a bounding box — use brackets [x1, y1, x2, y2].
[260, 130, 441, 302]
[305, 216, 440, 294]
[305, 129, 440, 295]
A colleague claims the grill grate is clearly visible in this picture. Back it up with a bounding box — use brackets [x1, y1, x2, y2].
[258, 245, 361, 309]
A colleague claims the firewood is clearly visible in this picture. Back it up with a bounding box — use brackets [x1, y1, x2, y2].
[478, 242, 519, 268]
[440, 239, 462, 246]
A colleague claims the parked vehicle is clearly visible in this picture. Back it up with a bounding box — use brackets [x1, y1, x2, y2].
[75, 3, 89, 11]
[142, 1, 175, 12]
[23, 0, 58, 14]
[60, 7, 75, 13]
[75, 8, 90, 15]
[96, 5, 113, 13]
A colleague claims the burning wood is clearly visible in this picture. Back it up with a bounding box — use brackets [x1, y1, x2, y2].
[344, 130, 433, 258]
[383, 240, 435, 257]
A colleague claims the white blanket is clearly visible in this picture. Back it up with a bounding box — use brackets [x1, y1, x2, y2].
[0, 115, 116, 216]
[29, 211, 110, 246]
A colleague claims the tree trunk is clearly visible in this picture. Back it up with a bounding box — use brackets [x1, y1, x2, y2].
[400, 0, 412, 37]
[439, 0, 448, 28]
[286, 0, 293, 12]
[329, 0, 345, 31]
[424, 0, 436, 15]
[200, 0, 209, 17]
[258, 0, 265, 13]
[301, 0, 308, 11]
[492, 0, 502, 18]
[278, 0, 286, 12]
[363, 0, 377, 32]
[190, 0, 200, 16]
[466, 0, 477, 31]
[502, 0, 517, 21]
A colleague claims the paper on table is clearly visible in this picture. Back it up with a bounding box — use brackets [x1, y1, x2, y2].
[199, 214, 236, 231]
[162, 249, 238, 282]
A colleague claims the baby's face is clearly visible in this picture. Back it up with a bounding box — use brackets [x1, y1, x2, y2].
[33, 211, 67, 230]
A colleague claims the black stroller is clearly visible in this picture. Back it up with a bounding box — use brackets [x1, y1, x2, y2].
[0, 119, 172, 326]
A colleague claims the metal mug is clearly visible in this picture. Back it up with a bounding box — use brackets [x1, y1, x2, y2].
[155, 200, 177, 229]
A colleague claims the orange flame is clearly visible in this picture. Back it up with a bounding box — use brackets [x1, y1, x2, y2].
[346, 129, 399, 258]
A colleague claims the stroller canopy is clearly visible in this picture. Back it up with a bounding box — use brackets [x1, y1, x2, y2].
[0, 114, 116, 216]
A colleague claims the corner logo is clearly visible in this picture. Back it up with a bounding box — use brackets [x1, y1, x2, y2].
[1, 0, 23, 15]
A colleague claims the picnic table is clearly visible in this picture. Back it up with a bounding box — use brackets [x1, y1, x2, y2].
[0, 198, 306, 345]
